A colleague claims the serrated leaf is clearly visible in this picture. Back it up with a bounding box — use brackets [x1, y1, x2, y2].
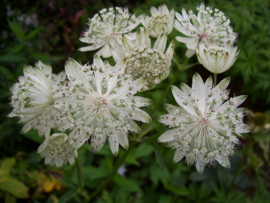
[113, 174, 141, 192]
[0, 178, 29, 199]
[134, 143, 154, 158]
[166, 185, 190, 196]
[151, 142, 164, 171]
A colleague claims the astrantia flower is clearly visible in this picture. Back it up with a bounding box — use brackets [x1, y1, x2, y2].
[196, 43, 239, 74]
[157, 73, 250, 174]
[79, 7, 140, 58]
[139, 4, 174, 38]
[38, 133, 78, 167]
[56, 56, 152, 155]
[111, 27, 174, 91]
[174, 3, 237, 57]
[8, 61, 68, 137]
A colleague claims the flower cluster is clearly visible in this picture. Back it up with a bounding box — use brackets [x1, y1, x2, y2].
[79, 7, 140, 58]
[8, 61, 67, 138]
[56, 56, 152, 155]
[174, 3, 237, 56]
[139, 5, 174, 38]
[111, 27, 174, 91]
[8, 4, 250, 173]
[157, 73, 250, 174]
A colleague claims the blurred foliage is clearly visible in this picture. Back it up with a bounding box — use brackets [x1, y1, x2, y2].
[0, 0, 270, 202]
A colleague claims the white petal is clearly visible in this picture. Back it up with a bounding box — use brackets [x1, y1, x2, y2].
[216, 155, 230, 168]
[108, 129, 119, 156]
[185, 49, 196, 58]
[118, 131, 129, 150]
[158, 129, 177, 143]
[173, 148, 186, 163]
[196, 161, 205, 174]
[153, 33, 167, 53]
[192, 73, 206, 114]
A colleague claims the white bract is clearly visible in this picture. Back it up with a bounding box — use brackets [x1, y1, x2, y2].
[38, 133, 78, 167]
[197, 43, 239, 74]
[79, 7, 140, 58]
[139, 4, 174, 38]
[8, 62, 67, 138]
[174, 3, 237, 57]
[111, 27, 174, 91]
[157, 73, 250, 174]
[56, 56, 152, 155]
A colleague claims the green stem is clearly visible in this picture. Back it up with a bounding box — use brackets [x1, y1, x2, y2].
[149, 69, 182, 117]
[138, 123, 158, 139]
[213, 73, 217, 87]
[75, 158, 84, 192]
[149, 55, 190, 117]
[88, 142, 136, 201]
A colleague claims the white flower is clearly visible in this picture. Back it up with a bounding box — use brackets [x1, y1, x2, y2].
[111, 27, 175, 91]
[38, 133, 78, 167]
[79, 7, 141, 58]
[157, 73, 250, 174]
[196, 43, 239, 74]
[174, 3, 237, 56]
[57, 56, 152, 156]
[139, 4, 174, 38]
[8, 61, 68, 138]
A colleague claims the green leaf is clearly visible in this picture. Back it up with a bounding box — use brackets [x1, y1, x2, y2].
[253, 132, 270, 142]
[102, 190, 114, 203]
[166, 185, 190, 196]
[151, 142, 164, 171]
[0, 66, 15, 81]
[113, 174, 141, 192]
[0, 178, 29, 199]
[5, 193, 16, 203]
[7, 19, 25, 42]
[149, 162, 170, 187]
[0, 54, 26, 62]
[25, 27, 43, 40]
[81, 166, 109, 180]
[58, 189, 77, 203]
[30, 52, 54, 63]
[134, 143, 154, 158]
[23, 130, 43, 143]
[8, 44, 24, 54]
[0, 158, 16, 177]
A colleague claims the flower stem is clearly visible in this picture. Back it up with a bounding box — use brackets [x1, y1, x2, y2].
[149, 55, 190, 117]
[75, 158, 84, 192]
[88, 142, 136, 201]
[213, 73, 217, 87]
[149, 69, 181, 117]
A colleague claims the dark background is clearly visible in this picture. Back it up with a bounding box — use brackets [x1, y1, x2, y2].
[0, 0, 269, 202]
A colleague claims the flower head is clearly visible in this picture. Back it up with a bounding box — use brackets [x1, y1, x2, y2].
[157, 73, 250, 174]
[111, 27, 175, 91]
[196, 43, 239, 74]
[139, 5, 174, 38]
[57, 56, 152, 155]
[174, 3, 237, 56]
[79, 7, 140, 58]
[38, 133, 78, 167]
[8, 61, 67, 137]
